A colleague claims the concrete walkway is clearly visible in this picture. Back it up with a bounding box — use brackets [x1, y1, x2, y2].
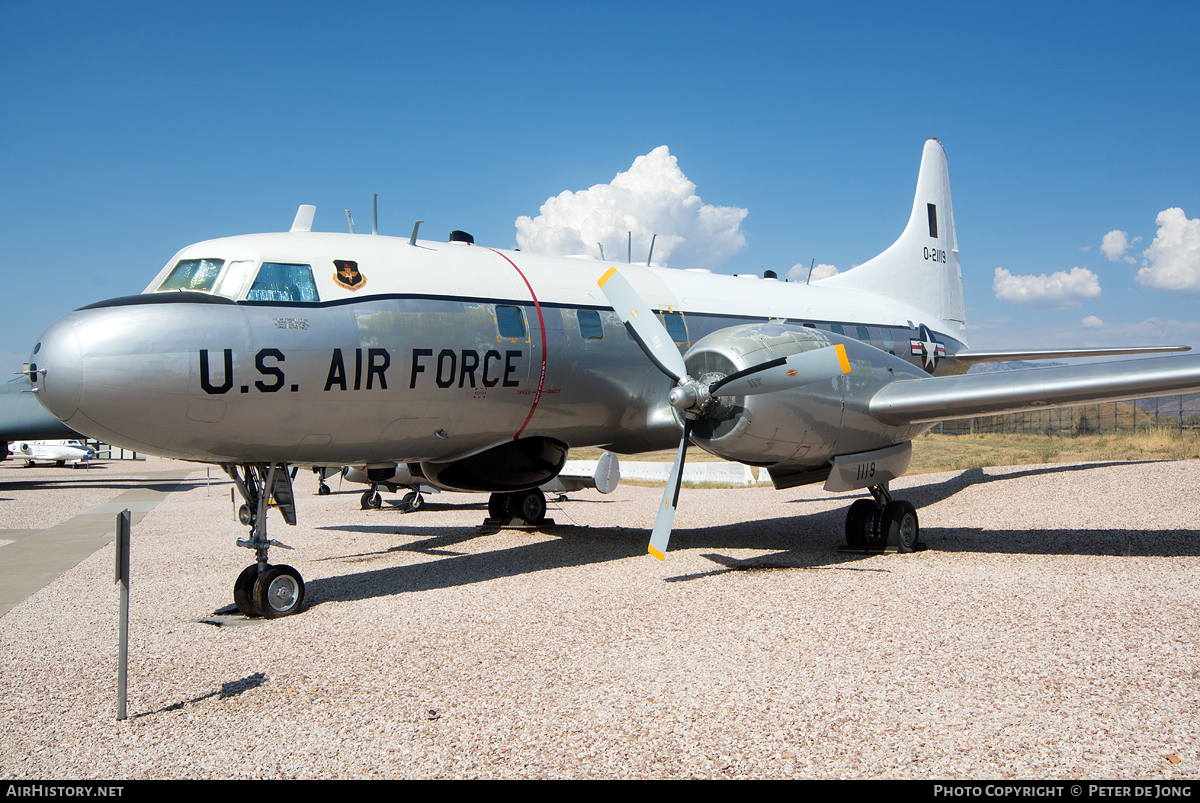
[0, 468, 196, 617]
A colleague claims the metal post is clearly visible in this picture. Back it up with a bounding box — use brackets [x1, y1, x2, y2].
[115, 509, 131, 720]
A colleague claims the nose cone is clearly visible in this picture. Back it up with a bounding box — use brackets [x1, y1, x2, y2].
[31, 316, 83, 423]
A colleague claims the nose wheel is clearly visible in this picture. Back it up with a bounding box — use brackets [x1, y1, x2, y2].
[233, 563, 305, 618]
[224, 463, 306, 618]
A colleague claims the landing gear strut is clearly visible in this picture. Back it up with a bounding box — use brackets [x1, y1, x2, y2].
[844, 483, 920, 553]
[223, 463, 306, 618]
[487, 488, 548, 525]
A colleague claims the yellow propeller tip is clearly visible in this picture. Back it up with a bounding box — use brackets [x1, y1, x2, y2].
[598, 267, 618, 287]
[648, 545, 665, 561]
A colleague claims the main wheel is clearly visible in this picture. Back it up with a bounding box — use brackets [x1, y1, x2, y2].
[845, 499, 879, 548]
[488, 493, 511, 521]
[252, 565, 305, 618]
[361, 489, 382, 509]
[233, 565, 261, 617]
[402, 491, 423, 512]
[881, 500, 919, 553]
[516, 488, 547, 525]
[317, 483, 330, 496]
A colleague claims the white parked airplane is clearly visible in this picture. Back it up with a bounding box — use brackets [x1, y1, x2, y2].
[24, 138, 1200, 617]
[340, 450, 621, 513]
[6, 439, 96, 467]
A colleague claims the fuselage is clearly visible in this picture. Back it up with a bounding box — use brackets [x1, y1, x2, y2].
[30, 231, 959, 467]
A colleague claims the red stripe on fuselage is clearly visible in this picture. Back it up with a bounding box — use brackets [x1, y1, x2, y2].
[486, 248, 547, 440]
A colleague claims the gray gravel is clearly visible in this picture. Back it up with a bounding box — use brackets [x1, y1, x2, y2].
[1, 458, 1198, 779]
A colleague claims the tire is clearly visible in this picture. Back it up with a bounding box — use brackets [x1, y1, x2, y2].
[488, 493, 510, 521]
[252, 564, 305, 618]
[234, 565, 261, 618]
[361, 490, 382, 510]
[881, 501, 919, 553]
[517, 488, 547, 525]
[317, 483, 330, 496]
[845, 499, 878, 548]
[402, 491, 422, 512]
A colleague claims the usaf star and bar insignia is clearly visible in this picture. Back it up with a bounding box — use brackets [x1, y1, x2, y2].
[909, 323, 945, 373]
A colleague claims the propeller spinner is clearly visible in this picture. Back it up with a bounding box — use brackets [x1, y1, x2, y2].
[597, 267, 852, 560]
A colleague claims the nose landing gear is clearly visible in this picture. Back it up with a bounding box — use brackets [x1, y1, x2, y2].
[224, 463, 306, 618]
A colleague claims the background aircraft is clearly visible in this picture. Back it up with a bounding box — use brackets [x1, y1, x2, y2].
[340, 451, 621, 514]
[6, 439, 95, 467]
[22, 139, 1200, 618]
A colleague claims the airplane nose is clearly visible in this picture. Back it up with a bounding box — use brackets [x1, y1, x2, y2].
[31, 317, 83, 423]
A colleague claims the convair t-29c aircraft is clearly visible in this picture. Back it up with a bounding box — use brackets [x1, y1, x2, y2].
[26, 139, 1200, 618]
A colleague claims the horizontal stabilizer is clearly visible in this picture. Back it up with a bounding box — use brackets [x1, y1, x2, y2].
[870, 353, 1200, 426]
[954, 345, 1189, 367]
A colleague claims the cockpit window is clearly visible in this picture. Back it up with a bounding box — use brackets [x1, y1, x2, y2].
[214, 260, 255, 299]
[158, 258, 225, 292]
[246, 263, 320, 303]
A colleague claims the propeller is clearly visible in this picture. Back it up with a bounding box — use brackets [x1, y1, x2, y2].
[597, 266, 852, 560]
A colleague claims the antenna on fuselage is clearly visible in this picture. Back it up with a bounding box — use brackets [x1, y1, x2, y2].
[372, 193, 378, 235]
[345, 210, 355, 234]
[647, 234, 657, 267]
[409, 220, 423, 246]
[598, 243, 605, 260]
[806, 258, 815, 285]
[627, 232, 631, 264]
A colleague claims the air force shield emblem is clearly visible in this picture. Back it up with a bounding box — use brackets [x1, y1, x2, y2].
[333, 260, 367, 291]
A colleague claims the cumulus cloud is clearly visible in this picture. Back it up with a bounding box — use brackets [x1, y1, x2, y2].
[1135, 208, 1200, 291]
[786, 263, 838, 282]
[514, 146, 748, 269]
[1101, 229, 1139, 263]
[1082, 315, 1104, 328]
[992, 266, 1101, 307]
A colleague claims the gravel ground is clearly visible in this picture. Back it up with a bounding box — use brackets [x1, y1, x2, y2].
[1, 458, 1198, 779]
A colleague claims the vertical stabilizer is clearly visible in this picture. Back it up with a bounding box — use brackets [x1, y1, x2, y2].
[819, 138, 967, 343]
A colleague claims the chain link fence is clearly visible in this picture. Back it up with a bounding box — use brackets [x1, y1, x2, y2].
[934, 394, 1200, 436]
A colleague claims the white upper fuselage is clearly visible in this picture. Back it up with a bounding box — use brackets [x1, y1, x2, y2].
[147, 231, 962, 341]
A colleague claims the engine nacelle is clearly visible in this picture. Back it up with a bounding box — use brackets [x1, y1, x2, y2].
[681, 323, 848, 468]
[419, 436, 569, 492]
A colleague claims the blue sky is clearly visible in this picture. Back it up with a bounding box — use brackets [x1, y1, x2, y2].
[3, 1, 1199, 374]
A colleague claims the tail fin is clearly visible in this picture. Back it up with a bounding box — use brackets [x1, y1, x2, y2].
[819, 138, 967, 343]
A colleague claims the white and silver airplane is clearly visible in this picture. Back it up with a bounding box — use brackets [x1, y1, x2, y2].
[341, 450, 621, 512]
[6, 439, 95, 467]
[24, 138, 1200, 618]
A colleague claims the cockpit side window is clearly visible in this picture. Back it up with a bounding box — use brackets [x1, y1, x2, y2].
[158, 258, 225, 292]
[214, 260, 255, 299]
[246, 263, 320, 303]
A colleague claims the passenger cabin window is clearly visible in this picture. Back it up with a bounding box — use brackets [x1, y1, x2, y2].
[881, 328, 895, 353]
[246, 263, 320, 303]
[856, 326, 871, 343]
[577, 309, 603, 340]
[496, 305, 527, 339]
[661, 311, 688, 345]
[158, 258, 224, 292]
[831, 324, 845, 336]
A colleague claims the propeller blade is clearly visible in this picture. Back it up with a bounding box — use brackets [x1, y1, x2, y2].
[597, 267, 687, 383]
[648, 418, 692, 560]
[709, 343, 851, 397]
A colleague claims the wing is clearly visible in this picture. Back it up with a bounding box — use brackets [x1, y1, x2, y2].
[870, 353, 1200, 426]
[952, 345, 1189, 368]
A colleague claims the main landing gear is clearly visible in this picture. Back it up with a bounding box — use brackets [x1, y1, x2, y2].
[844, 482, 920, 553]
[360, 484, 383, 510]
[223, 463, 306, 618]
[487, 487, 548, 525]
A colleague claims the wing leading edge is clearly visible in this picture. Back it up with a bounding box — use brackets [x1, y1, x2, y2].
[870, 353, 1200, 426]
